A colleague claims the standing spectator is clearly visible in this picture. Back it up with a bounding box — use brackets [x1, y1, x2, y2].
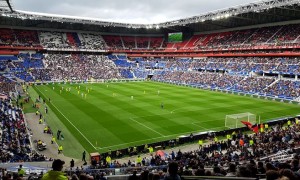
[226, 163, 236, 177]
[42, 159, 68, 180]
[57, 130, 61, 140]
[82, 151, 86, 162]
[58, 145, 63, 154]
[257, 161, 266, 174]
[70, 159, 75, 168]
[164, 162, 181, 180]
[128, 171, 139, 180]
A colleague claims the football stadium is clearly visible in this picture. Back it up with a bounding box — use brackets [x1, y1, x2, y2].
[0, 0, 300, 179]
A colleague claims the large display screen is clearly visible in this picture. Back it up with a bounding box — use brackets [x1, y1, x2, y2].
[168, 32, 183, 42]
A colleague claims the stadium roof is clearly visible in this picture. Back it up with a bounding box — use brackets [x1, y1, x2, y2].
[0, 0, 13, 12]
[0, 0, 300, 34]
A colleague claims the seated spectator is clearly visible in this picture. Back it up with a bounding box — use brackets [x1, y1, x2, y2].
[226, 163, 236, 177]
[266, 170, 280, 180]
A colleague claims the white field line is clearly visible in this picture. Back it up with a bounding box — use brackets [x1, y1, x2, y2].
[129, 117, 165, 137]
[132, 113, 224, 124]
[96, 125, 225, 150]
[35, 86, 97, 150]
[192, 122, 210, 130]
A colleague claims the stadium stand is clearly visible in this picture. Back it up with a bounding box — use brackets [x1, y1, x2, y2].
[0, 28, 15, 45]
[39, 31, 70, 49]
[79, 33, 107, 50]
[0, 98, 47, 163]
[149, 37, 165, 49]
[5, 121, 299, 179]
[40, 54, 121, 81]
[13, 29, 40, 47]
[103, 35, 124, 49]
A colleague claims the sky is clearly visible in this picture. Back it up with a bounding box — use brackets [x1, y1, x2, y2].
[12, 0, 261, 24]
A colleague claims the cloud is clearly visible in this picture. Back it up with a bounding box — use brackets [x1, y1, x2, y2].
[12, 0, 261, 24]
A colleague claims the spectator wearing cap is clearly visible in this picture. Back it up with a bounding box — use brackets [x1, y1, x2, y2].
[42, 159, 68, 180]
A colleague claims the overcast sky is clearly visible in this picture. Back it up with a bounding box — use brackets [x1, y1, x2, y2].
[12, 0, 261, 24]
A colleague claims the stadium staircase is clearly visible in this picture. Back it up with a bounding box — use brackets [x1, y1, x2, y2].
[201, 34, 216, 46]
[132, 70, 136, 78]
[134, 36, 137, 49]
[120, 36, 125, 49]
[2, 73, 17, 82]
[264, 78, 280, 90]
[274, 61, 282, 71]
[9, 61, 15, 68]
[160, 38, 166, 48]
[264, 26, 283, 44]
[147, 38, 150, 49]
[241, 29, 258, 45]
[292, 34, 300, 43]
[14, 75, 25, 82]
[184, 35, 200, 48]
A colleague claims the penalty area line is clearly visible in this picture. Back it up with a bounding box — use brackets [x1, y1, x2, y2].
[35, 86, 97, 150]
[129, 117, 165, 137]
[192, 122, 210, 131]
[96, 125, 226, 150]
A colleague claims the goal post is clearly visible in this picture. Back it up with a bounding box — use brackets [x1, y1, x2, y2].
[225, 112, 256, 129]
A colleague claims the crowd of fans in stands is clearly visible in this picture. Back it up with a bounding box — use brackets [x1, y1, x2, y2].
[1, 54, 300, 99]
[39, 54, 121, 81]
[2, 23, 300, 50]
[0, 98, 47, 163]
[71, 122, 300, 179]
[2, 120, 300, 179]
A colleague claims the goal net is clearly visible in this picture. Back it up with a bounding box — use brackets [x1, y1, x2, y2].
[225, 112, 256, 129]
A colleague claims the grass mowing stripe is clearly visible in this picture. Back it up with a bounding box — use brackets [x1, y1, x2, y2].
[34, 85, 97, 150]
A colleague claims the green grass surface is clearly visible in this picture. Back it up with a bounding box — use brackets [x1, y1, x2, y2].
[30, 81, 300, 155]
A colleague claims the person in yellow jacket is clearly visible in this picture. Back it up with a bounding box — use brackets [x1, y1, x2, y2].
[44, 126, 48, 133]
[148, 146, 154, 155]
[136, 155, 142, 166]
[17, 164, 25, 177]
[144, 144, 148, 153]
[51, 136, 56, 144]
[226, 134, 231, 140]
[214, 136, 218, 142]
[260, 124, 264, 133]
[42, 159, 68, 180]
[288, 120, 291, 127]
[198, 139, 203, 149]
[264, 123, 269, 130]
[249, 139, 254, 146]
[106, 155, 111, 164]
[58, 145, 63, 154]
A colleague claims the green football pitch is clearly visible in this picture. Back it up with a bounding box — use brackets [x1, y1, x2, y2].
[30, 81, 300, 158]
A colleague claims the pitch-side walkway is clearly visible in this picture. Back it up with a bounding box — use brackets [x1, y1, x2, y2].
[24, 112, 204, 169]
